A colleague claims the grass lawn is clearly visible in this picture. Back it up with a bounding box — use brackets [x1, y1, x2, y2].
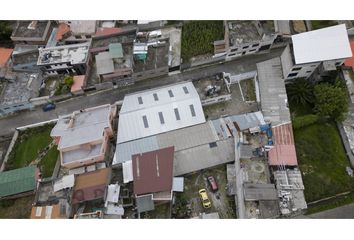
[294, 121, 354, 202]
[181, 21, 224, 62]
[311, 20, 338, 30]
[6, 124, 57, 178]
[306, 191, 354, 214]
[38, 146, 59, 178]
[0, 195, 34, 218]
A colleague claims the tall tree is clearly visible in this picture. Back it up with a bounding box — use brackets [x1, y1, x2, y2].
[286, 78, 314, 105]
[0, 21, 12, 42]
[314, 83, 348, 121]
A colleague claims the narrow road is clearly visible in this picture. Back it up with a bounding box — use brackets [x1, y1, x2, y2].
[0, 47, 285, 136]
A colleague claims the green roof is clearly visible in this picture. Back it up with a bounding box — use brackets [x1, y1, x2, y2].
[0, 166, 37, 198]
[109, 43, 123, 59]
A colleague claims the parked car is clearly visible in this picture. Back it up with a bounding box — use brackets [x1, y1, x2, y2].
[198, 189, 211, 209]
[207, 176, 218, 192]
[42, 102, 56, 112]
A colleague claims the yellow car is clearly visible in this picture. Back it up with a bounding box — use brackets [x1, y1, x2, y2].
[199, 189, 211, 208]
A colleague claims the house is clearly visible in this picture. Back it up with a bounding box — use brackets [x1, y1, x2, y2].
[0, 166, 38, 199]
[50, 104, 116, 169]
[57, 21, 97, 43]
[214, 21, 277, 59]
[71, 168, 111, 204]
[37, 41, 91, 75]
[132, 147, 174, 213]
[30, 199, 69, 219]
[11, 21, 53, 45]
[283, 24, 352, 80]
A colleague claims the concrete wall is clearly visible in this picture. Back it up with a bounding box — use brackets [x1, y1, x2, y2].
[133, 66, 169, 82]
[0, 131, 19, 172]
[30, 96, 50, 106]
[201, 94, 232, 106]
[0, 101, 33, 117]
[285, 62, 321, 80]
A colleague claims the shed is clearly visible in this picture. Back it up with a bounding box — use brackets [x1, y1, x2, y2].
[0, 166, 37, 198]
[109, 43, 123, 59]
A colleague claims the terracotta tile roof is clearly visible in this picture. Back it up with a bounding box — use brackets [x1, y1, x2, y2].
[0, 48, 13, 67]
[345, 41, 354, 68]
[95, 27, 122, 37]
[56, 23, 70, 41]
[132, 146, 174, 195]
[71, 75, 85, 93]
[72, 168, 111, 204]
[268, 123, 298, 166]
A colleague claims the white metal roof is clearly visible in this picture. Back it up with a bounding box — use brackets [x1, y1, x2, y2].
[117, 81, 206, 143]
[172, 177, 184, 192]
[105, 184, 120, 204]
[122, 160, 133, 183]
[292, 24, 352, 64]
[53, 174, 75, 192]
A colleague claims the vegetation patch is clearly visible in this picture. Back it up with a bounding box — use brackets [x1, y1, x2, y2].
[181, 21, 224, 62]
[0, 195, 34, 219]
[311, 20, 338, 30]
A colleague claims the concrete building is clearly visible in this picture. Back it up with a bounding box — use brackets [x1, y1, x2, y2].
[11, 21, 53, 45]
[51, 104, 116, 169]
[37, 42, 90, 75]
[214, 21, 277, 60]
[11, 45, 40, 72]
[283, 24, 352, 80]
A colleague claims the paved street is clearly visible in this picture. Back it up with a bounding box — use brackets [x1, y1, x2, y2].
[0, 47, 285, 136]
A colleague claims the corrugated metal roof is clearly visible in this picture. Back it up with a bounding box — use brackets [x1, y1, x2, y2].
[0, 166, 37, 198]
[109, 43, 123, 58]
[292, 24, 352, 64]
[122, 160, 133, 183]
[117, 81, 206, 143]
[114, 136, 159, 164]
[105, 183, 120, 203]
[132, 146, 174, 195]
[257, 57, 291, 126]
[268, 123, 298, 166]
[53, 174, 75, 192]
[172, 177, 184, 192]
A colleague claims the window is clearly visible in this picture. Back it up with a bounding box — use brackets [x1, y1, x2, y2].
[168, 90, 174, 97]
[242, 46, 248, 49]
[252, 43, 259, 47]
[209, 142, 217, 148]
[306, 70, 312, 73]
[335, 61, 342, 66]
[158, 112, 165, 124]
[242, 52, 246, 56]
[229, 53, 236, 57]
[311, 64, 317, 67]
[292, 67, 302, 71]
[85, 35, 91, 38]
[231, 48, 238, 52]
[183, 86, 189, 94]
[249, 49, 256, 52]
[259, 44, 271, 51]
[189, 104, 196, 117]
[174, 108, 180, 120]
[288, 72, 298, 78]
[138, 96, 143, 104]
[153, 93, 159, 101]
[142, 115, 149, 128]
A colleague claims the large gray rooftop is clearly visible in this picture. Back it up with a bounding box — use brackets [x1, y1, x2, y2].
[11, 21, 51, 40]
[257, 57, 291, 125]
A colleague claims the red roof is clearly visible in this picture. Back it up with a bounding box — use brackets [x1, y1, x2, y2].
[0, 48, 13, 67]
[95, 27, 122, 37]
[56, 23, 71, 41]
[71, 75, 85, 93]
[72, 168, 111, 204]
[345, 41, 354, 68]
[268, 123, 298, 166]
[132, 146, 174, 195]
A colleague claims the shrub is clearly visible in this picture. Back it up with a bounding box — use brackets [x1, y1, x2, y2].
[64, 75, 74, 87]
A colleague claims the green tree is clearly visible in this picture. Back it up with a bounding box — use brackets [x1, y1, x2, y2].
[286, 78, 314, 105]
[314, 83, 348, 121]
[0, 21, 12, 41]
[64, 75, 74, 87]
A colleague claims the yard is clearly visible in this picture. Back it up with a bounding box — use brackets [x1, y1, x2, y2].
[172, 164, 236, 219]
[0, 195, 34, 218]
[289, 100, 354, 203]
[5, 124, 58, 178]
[181, 21, 224, 62]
